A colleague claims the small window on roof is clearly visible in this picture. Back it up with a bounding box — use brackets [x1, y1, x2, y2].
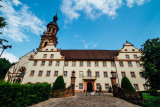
[125, 49, 127, 51]
[132, 49, 135, 51]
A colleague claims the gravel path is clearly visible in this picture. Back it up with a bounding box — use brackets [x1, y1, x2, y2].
[30, 93, 141, 107]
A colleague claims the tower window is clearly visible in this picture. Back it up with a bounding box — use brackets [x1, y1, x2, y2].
[48, 27, 51, 33]
[44, 42, 47, 47]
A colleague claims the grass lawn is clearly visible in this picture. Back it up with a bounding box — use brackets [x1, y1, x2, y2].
[142, 93, 160, 107]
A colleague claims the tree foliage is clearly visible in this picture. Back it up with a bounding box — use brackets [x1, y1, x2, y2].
[52, 76, 65, 90]
[0, 58, 13, 80]
[140, 37, 160, 89]
[121, 77, 136, 92]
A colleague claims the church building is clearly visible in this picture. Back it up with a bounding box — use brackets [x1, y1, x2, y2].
[4, 13, 147, 92]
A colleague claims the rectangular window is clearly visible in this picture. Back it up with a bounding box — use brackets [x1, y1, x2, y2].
[72, 61, 76, 67]
[41, 61, 45, 66]
[87, 72, 91, 77]
[38, 71, 43, 77]
[56, 61, 60, 66]
[119, 62, 123, 67]
[128, 61, 132, 67]
[125, 55, 129, 59]
[104, 72, 108, 77]
[143, 84, 148, 90]
[43, 54, 47, 58]
[134, 84, 139, 90]
[46, 71, 50, 77]
[95, 71, 99, 77]
[136, 62, 140, 67]
[33, 61, 37, 66]
[79, 83, 83, 89]
[54, 71, 58, 77]
[95, 61, 98, 67]
[30, 70, 35, 77]
[103, 61, 107, 67]
[121, 72, 126, 77]
[133, 55, 138, 59]
[50, 54, 54, 58]
[96, 83, 100, 90]
[80, 61, 83, 66]
[79, 71, 83, 78]
[87, 61, 91, 66]
[49, 61, 52, 66]
[131, 72, 136, 78]
[105, 84, 109, 90]
[64, 71, 67, 77]
[65, 61, 68, 66]
[111, 61, 115, 67]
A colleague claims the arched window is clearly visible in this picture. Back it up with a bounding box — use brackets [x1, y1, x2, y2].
[48, 27, 52, 33]
[44, 42, 47, 47]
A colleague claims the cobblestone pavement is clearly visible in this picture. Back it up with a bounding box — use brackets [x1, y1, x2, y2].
[30, 93, 141, 107]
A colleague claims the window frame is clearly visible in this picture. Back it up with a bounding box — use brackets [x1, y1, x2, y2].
[38, 70, 43, 77]
[43, 54, 47, 58]
[103, 61, 107, 67]
[111, 61, 115, 67]
[87, 61, 91, 67]
[41, 61, 45, 66]
[50, 54, 54, 58]
[49, 61, 52, 66]
[130, 71, 136, 78]
[46, 71, 51, 77]
[79, 71, 83, 78]
[128, 61, 132, 67]
[95, 71, 100, 78]
[95, 61, 98, 67]
[72, 61, 76, 67]
[64, 61, 68, 66]
[119, 61, 124, 67]
[96, 83, 100, 90]
[105, 83, 110, 90]
[121, 71, 126, 77]
[103, 71, 108, 78]
[80, 61, 83, 67]
[79, 83, 83, 89]
[33, 61, 37, 66]
[63, 71, 68, 77]
[56, 61, 60, 66]
[125, 54, 130, 59]
[30, 70, 35, 77]
[133, 84, 139, 90]
[54, 71, 58, 77]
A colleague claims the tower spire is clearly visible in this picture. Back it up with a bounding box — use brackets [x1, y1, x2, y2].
[53, 10, 58, 23]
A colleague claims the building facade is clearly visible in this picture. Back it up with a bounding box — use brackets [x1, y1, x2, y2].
[4, 14, 147, 92]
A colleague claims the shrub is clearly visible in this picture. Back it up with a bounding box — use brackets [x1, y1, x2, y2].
[0, 81, 51, 106]
[150, 89, 158, 96]
[108, 86, 112, 93]
[52, 76, 65, 90]
[121, 77, 136, 92]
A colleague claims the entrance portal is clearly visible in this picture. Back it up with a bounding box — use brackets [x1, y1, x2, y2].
[87, 82, 93, 92]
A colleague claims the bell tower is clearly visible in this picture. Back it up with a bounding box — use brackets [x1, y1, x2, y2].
[38, 12, 59, 51]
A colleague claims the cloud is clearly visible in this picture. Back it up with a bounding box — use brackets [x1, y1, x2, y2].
[74, 35, 79, 38]
[61, 0, 150, 21]
[74, 35, 98, 49]
[1, 51, 18, 63]
[0, 0, 45, 42]
[126, 0, 150, 7]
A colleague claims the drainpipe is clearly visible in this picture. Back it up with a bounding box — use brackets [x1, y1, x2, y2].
[114, 58, 120, 87]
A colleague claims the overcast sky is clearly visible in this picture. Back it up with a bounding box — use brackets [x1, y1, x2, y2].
[0, 0, 160, 63]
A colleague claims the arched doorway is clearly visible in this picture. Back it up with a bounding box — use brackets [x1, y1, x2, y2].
[87, 82, 93, 92]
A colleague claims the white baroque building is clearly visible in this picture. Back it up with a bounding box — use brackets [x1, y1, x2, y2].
[4, 14, 147, 92]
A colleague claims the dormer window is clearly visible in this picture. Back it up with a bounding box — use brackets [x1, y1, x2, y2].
[125, 55, 129, 59]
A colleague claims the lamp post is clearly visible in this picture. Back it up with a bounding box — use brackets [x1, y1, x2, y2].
[0, 45, 12, 57]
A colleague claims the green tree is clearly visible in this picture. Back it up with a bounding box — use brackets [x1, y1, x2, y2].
[121, 77, 136, 92]
[140, 37, 160, 90]
[52, 76, 65, 90]
[0, 58, 12, 80]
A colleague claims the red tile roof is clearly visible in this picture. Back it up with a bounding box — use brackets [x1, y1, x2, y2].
[61, 50, 118, 60]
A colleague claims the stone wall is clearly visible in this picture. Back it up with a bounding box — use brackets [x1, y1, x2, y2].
[112, 85, 143, 105]
[51, 84, 74, 98]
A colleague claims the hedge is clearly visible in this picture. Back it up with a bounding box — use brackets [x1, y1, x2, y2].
[121, 77, 136, 92]
[0, 81, 51, 107]
[52, 76, 65, 90]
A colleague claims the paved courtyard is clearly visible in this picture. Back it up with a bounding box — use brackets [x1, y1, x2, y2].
[30, 93, 141, 107]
